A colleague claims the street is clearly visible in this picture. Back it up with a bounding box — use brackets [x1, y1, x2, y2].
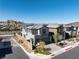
[0, 37, 29, 59]
[52, 46, 79, 59]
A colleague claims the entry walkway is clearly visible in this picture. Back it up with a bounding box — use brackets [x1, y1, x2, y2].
[45, 43, 61, 52]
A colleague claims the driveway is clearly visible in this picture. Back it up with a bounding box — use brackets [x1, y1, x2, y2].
[2, 46, 30, 59]
[0, 37, 30, 59]
[45, 43, 61, 52]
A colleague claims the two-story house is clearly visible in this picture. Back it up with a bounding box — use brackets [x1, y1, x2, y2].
[64, 22, 79, 37]
[47, 24, 64, 42]
[21, 24, 50, 46]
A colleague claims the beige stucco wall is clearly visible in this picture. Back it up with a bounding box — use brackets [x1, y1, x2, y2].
[49, 28, 57, 35]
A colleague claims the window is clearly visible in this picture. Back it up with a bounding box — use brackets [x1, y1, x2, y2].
[32, 29, 38, 35]
[42, 29, 46, 34]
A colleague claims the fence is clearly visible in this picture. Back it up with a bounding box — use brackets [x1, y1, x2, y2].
[14, 33, 32, 52]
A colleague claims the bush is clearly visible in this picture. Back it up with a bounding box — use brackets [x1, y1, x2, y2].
[34, 41, 51, 55]
[34, 48, 51, 55]
[68, 38, 75, 41]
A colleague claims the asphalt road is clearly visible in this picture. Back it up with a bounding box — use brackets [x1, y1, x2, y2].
[52, 46, 79, 59]
[0, 37, 30, 59]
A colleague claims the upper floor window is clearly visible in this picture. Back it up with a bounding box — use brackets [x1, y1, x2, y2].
[32, 29, 38, 35]
[42, 29, 47, 34]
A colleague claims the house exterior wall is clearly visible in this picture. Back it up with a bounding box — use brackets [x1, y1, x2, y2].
[21, 28, 34, 39]
[78, 27, 79, 35]
[34, 27, 49, 45]
[35, 35, 49, 44]
[48, 26, 64, 42]
[49, 28, 57, 35]
[40, 27, 49, 36]
[78, 27, 79, 31]
[64, 26, 79, 37]
[21, 28, 26, 38]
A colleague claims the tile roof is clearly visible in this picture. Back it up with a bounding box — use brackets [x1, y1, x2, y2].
[47, 24, 60, 28]
[26, 24, 45, 29]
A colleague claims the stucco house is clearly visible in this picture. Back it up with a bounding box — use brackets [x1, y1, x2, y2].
[47, 24, 60, 35]
[21, 24, 50, 46]
[47, 24, 64, 42]
[64, 22, 79, 37]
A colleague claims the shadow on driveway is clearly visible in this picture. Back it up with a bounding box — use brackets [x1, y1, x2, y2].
[0, 41, 13, 59]
[0, 47, 13, 58]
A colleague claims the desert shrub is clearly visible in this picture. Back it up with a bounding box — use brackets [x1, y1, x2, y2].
[34, 41, 51, 55]
[68, 38, 75, 41]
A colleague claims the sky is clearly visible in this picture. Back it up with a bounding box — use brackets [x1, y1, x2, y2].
[0, 0, 79, 24]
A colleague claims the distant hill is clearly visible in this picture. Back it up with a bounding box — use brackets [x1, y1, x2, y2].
[0, 20, 35, 31]
[0, 20, 23, 31]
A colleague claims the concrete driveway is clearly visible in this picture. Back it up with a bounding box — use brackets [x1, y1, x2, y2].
[45, 43, 61, 52]
[0, 37, 30, 59]
[2, 46, 30, 59]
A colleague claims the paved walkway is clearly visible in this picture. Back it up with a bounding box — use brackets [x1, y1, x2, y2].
[45, 44, 61, 52]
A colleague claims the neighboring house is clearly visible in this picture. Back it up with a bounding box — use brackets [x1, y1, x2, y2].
[78, 27, 79, 33]
[47, 24, 60, 35]
[64, 22, 79, 37]
[21, 24, 50, 46]
[47, 24, 64, 42]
